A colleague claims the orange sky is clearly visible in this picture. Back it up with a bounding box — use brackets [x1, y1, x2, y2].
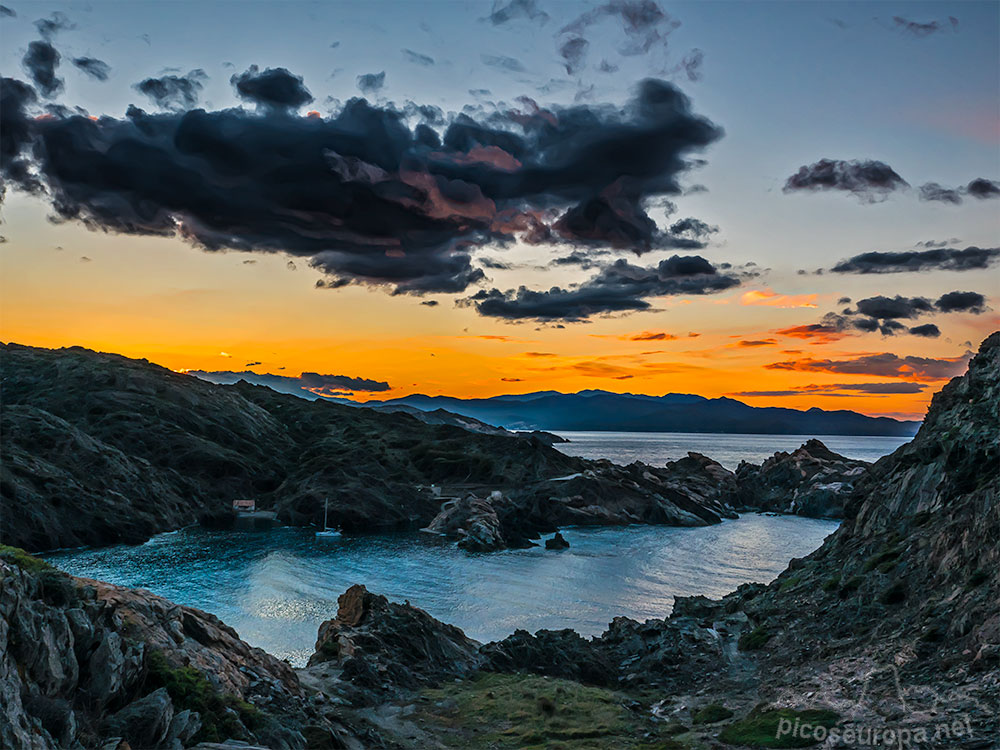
[2, 202, 994, 421]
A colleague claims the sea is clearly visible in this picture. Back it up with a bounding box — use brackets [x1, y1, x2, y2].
[45, 432, 909, 666]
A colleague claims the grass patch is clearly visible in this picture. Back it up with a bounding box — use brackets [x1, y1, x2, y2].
[0, 545, 56, 574]
[778, 577, 801, 592]
[738, 627, 771, 651]
[862, 547, 903, 573]
[693, 704, 734, 724]
[838, 576, 864, 599]
[880, 582, 907, 605]
[412, 672, 678, 749]
[719, 707, 839, 748]
[146, 650, 263, 743]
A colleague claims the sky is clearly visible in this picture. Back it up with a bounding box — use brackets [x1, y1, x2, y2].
[1, 0, 998, 420]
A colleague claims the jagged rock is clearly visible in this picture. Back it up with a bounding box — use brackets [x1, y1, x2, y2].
[0, 551, 356, 749]
[304, 585, 480, 705]
[423, 494, 508, 552]
[544, 532, 570, 549]
[100, 687, 175, 748]
[724, 439, 869, 518]
[479, 629, 616, 686]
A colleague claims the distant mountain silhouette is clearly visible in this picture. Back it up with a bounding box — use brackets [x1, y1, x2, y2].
[347, 390, 920, 436]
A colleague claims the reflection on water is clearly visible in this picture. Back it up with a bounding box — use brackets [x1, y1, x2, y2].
[554, 431, 910, 469]
[46, 515, 838, 666]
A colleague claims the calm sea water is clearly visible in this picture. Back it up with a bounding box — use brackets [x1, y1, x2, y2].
[46, 515, 838, 666]
[553, 431, 910, 470]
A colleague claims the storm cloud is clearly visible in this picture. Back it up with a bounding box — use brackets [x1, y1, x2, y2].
[231, 66, 313, 111]
[71, 56, 111, 82]
[783, 158, 908, 202]
[135, 69, 207, 110]
[22, 41, 63, 98]
[2, 75, 724, 295]
[463, 254, 741, 321]
[830, 247, 1000, 274]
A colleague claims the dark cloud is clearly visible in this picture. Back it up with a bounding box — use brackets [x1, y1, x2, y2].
[966, 178, 1000, 199]
[908, 323, 940, 338]
[917, 178, 1000, 205]
[2, 76, 724, 295]
[918, 182, 962, 204]
[463, 254, 741, 321]
[733, 382, 930, 397]
[356, 71, 386, 94]
[915, 238, 961, 248]
[486, 0, 550, 25]
[1, 5, 16, 18]
[853, 295, 934, 320]
[663, 217, 717, 248]
[559, 37, 590, 75]
[22, 41, 63, 98]
[135, 69, 207, 110]
[552, 250, 604, 269]
[1, 77, 43, 201]
[230, 66, 313, 111]
[783, 158, 908, 202]
[71, 57, 111, 82]
[764, 352, 971, 381]
[934, 290, 986, 313]
[892, 15, 958, 37]
[837, 296, 851, 305]
[187, 369, 390, 396]
[34, 11, 74, 39]
[402, 49, 435, 66]
[480, 54, 527, 73]
[830, 247, 1000, 274]
[420, 300, 439, 306]
[560, 0, 680, 57]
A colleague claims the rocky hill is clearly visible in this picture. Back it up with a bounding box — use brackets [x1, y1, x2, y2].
[3, 343, 755, 554]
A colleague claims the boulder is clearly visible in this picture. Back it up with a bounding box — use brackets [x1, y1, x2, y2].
[100, 688, 174, 749]
[544, 532, 570, 549]
[305, 585, 481, 705]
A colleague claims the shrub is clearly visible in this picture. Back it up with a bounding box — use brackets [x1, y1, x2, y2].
[719, 707, 839, 748]
[838, 576, 864, 599]
[693, 703, 734, 724]
[0, 545, 56, 574]
[738, 626, 772, 651]
[880, 582, 907, 605]
[821, 576, 840, 592]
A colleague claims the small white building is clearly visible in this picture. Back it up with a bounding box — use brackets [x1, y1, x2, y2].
[233, 499, 256, 513]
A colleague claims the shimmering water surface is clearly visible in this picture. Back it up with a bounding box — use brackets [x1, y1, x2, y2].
[553, 431, 910, 469]
[46, 516, 838, 666]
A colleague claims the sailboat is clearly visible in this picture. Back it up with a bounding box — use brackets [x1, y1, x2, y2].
[315, 498, 341, 538]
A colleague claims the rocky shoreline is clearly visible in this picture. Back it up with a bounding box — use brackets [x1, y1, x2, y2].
[2, 333, 997, 748]
[2, 342, 868, 556]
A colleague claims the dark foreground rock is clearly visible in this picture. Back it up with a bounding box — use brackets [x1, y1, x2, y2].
[724, 438, 870, 518]
[303, 584, 480, 706]
[0, 547, 364, 750]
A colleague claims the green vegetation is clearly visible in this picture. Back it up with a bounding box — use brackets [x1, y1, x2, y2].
[412, 672, 682, 749]
[738, 626, 772, 651]
[0, 545, 56, 574]
[880, 582, 907, 605]
[778, 577, 801, 592]
[719, 707, 840, 748]
[862, 546, 903, 573]
[838, 576, 864, 598]
[693, 704, 734, 724]
[821, 576, 840, 592]
[146, 650, 263, 743]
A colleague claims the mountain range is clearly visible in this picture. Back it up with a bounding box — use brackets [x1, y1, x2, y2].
[343, 389, 920, 437]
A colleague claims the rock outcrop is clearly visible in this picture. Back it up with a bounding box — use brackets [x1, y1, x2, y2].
[725, 439, 869, 518]
[0, 548, 354, 750]
[304, 585, 480, 705]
